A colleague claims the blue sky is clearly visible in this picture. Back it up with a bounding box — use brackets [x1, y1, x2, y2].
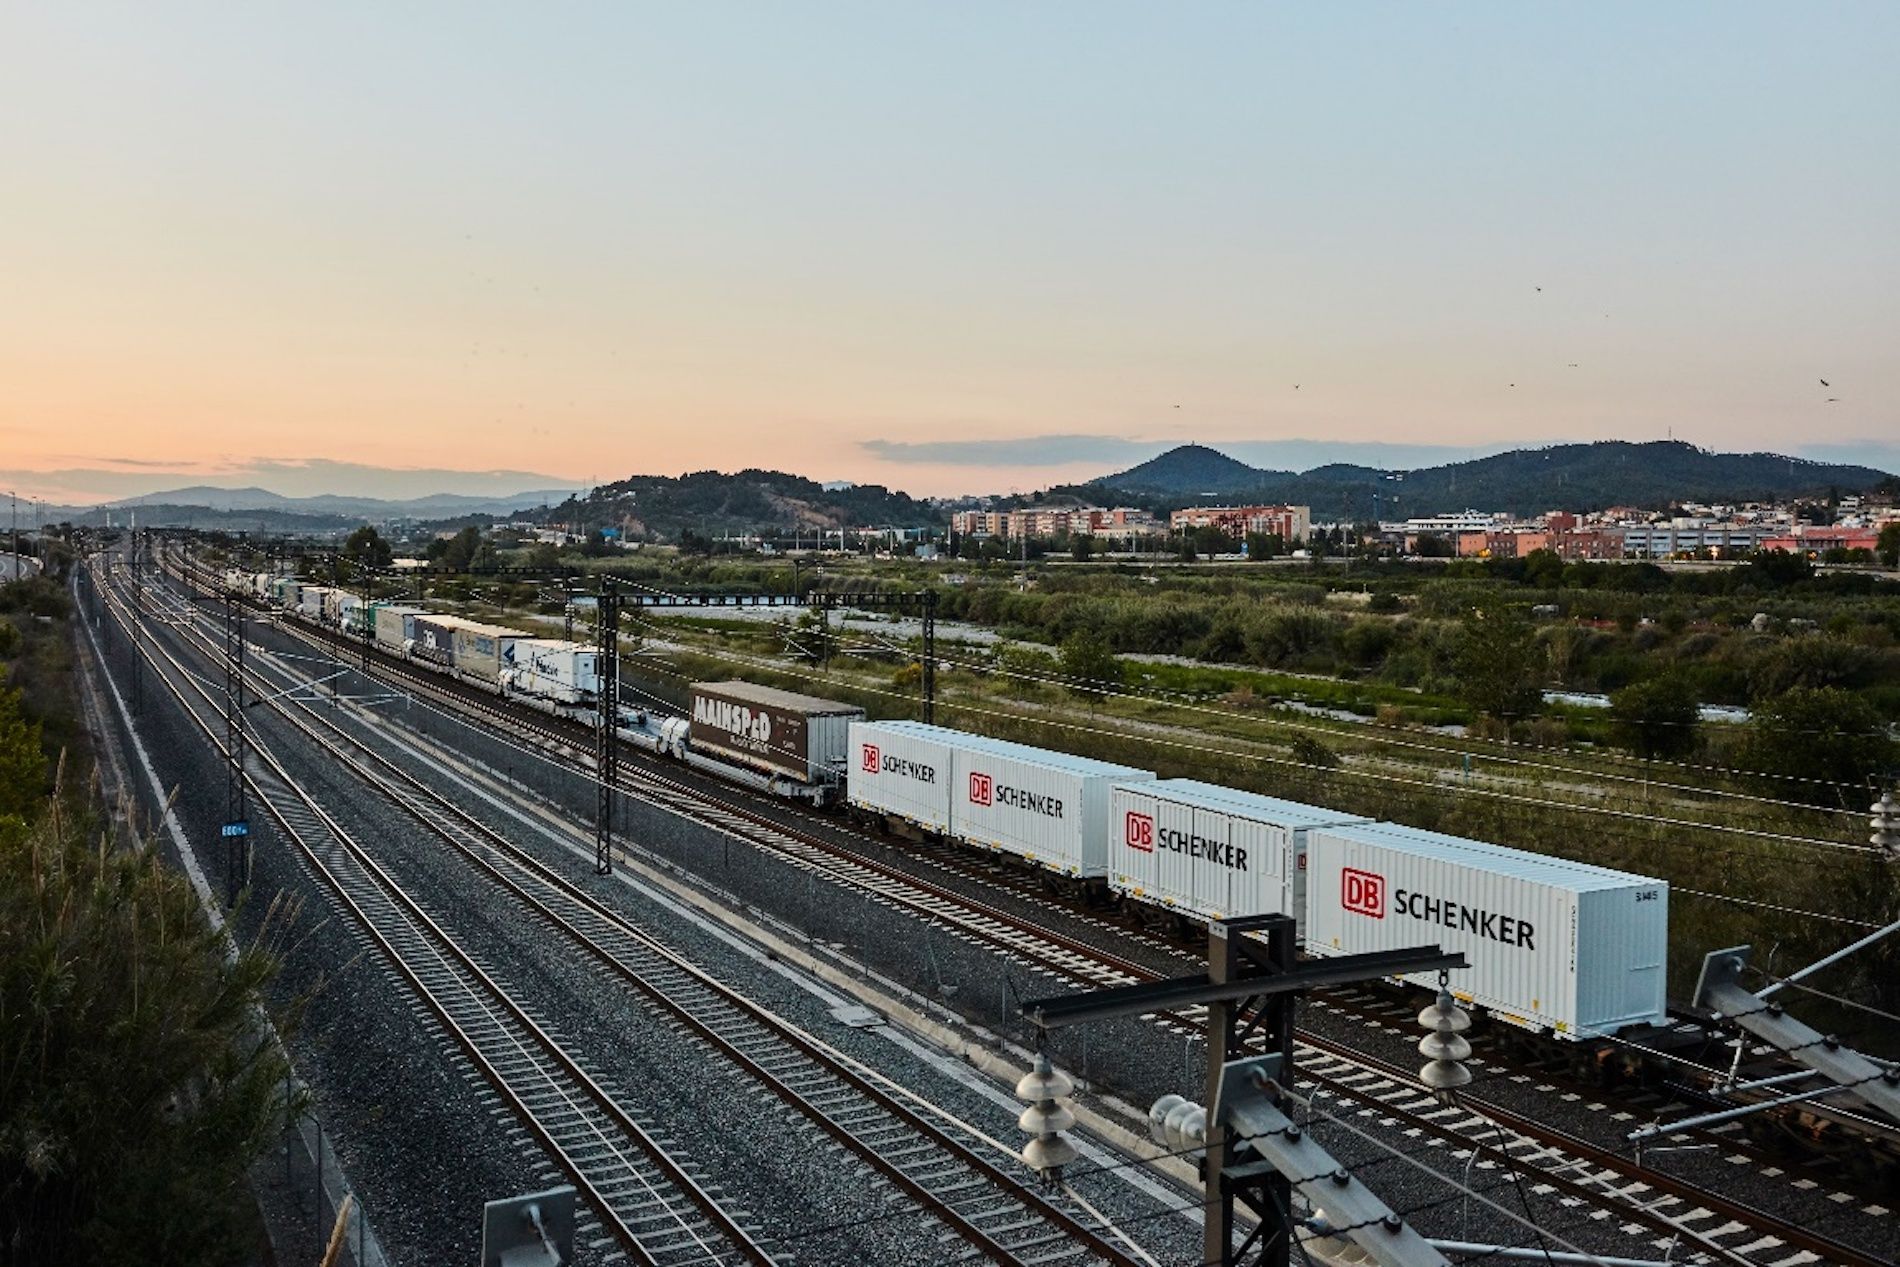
[2, 3, 1894, 500]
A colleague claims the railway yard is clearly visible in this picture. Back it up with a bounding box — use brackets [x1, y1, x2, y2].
[72, 540, 1898, 1267]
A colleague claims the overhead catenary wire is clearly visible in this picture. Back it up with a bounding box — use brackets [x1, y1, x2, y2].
[163, 555, 1899, 978]
[145, 555, 1893, 935]
[802, 595, 1884, 789]
[827, 630, 1869, 817]
[623, 615, 1882, 859]
[118, 550, 1853, 1267]
[258, 558, 1885, 790]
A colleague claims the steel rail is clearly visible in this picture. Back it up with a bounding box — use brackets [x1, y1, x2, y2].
[193, 608, 1145, 1267]
[134, 552, 1148, 1267]
[155, 550, 1899, 1267]
[92, 559, 781, 1267]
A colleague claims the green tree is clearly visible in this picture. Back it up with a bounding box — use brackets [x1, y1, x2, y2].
[1744, 549, 1812, 587]
[1877, 521, 1900, 568]
[1746, 636, 1879, 700]
[1739, 686, 1897, 805]
[1609, 674, 1700, 760]
[1452, 608, 1543, 724]
[0, 686, 45, 820]
[1191, 525, 1230, 557]
[1245, 532, 1285, 561]
[1058, 630, 1123, 712]
[1522, 548, 1565, 589]
[1069, 533, 1094, 562]
[428, 525, 485, 571]
[341, 524, 393, 569]
[0, 799, 297, 1264]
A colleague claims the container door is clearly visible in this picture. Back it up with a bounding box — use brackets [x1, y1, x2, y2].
[1111, 788, 1158, 899]
[1225, 815, 1278, 923]
[1151, 795, 1196, 908]
[1194, 805, 1236, 918]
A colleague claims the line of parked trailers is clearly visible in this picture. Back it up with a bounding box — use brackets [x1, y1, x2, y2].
[236, 569, 1668, 1044]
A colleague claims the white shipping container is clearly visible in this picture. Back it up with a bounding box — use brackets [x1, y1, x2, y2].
[949, 733, 1153, 877]
[373, 604, 424, 650]
[1109, 781, 1371, 932]
[504, 638, 600, 704]
[298, 586, 331, 619]
[1304, 823, 1668, 1038]
[847, 720, 958, 832]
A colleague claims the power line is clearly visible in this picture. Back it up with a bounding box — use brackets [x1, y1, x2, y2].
[836, 633, 1868, 815]
[624, 620, 1880, 859]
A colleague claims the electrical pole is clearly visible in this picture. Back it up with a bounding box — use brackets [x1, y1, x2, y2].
[1020, 919, 1464, 1267]
[921, 589, 936, 725]
[224, 573, 249, 905]
[360, 556, 373, 670]
[594, 576, 620, 876]
[131, 528, 144, 714]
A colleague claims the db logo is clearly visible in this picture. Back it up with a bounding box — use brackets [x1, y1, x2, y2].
[861, 744, 881, 774]
[968, 772, 993, 806]
[1342, 867, 1385, 919]
[1124, 811, 1155, 853]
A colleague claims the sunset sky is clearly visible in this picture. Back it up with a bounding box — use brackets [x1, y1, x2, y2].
[2, 4, 1895, 503]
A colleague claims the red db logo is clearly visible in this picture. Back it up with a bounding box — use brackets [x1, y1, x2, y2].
[968, 772, 993, 806]
[861, 744, 880, 774]
[1342, 868, 1385, 918]
[1125, 811, 1155, 852]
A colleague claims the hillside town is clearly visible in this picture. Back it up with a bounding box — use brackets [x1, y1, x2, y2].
[944, 495, 1900, 563]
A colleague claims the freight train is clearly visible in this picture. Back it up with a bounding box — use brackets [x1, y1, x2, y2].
[229, 565, 1671, 1048]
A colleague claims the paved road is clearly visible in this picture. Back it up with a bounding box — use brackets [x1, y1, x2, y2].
[0, 552, 43, 582]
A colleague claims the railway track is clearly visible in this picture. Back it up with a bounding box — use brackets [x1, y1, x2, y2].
[91, 556, 781, 1266]
[108, 556, 1158, 1267]
[148, 552, 1899, 1266]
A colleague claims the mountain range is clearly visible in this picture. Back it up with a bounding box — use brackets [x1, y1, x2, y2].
[1088, 441, 1893, 519]
[21, 485, 573, 526]
[106, 485, 572, 518]
[20, 441, 1892, 538]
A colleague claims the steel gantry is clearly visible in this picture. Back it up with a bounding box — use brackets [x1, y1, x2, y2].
[1020, 915, 1466, 1267]
[609, 587, 940, 723]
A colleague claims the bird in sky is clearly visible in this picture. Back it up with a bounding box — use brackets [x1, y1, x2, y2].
[1535, 286, 1542, 292]
[1567, 363, 1579, 368]
[1293, 384, 1300, 390]
[1826, 397, 1839, 403]
[1819, 377, 1830, 387]
[1509, 383, 1517, 388]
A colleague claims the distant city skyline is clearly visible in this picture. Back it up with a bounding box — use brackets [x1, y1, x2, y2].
[3, 5, 1894, 502]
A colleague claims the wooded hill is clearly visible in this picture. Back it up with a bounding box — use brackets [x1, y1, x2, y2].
[1091, 441, 1892, 519]
[548, 469, 940, 541]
